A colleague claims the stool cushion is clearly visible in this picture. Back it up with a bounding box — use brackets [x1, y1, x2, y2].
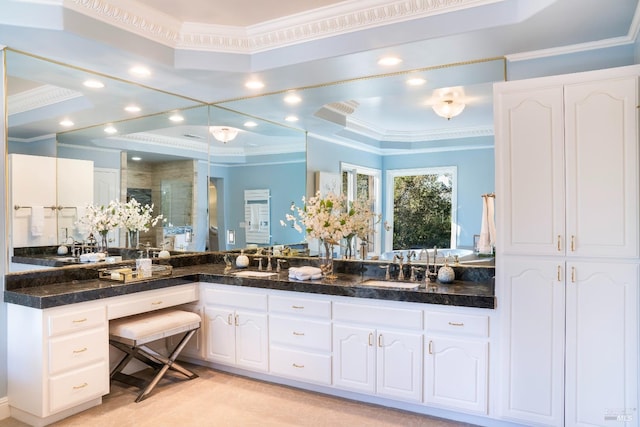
[110, 309, 201, 345]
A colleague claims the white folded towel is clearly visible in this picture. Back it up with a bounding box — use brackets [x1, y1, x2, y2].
[478, 195, 496, 255]
[30, 206, 45, 237]
[288, 266, 323, 280]
[80, 252, 106, 263]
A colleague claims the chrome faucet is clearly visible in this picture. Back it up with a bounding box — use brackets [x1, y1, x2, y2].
[394, 253, 405, 280]
[380, 264, 391, 280]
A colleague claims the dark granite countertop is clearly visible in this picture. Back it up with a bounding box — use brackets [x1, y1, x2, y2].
[4, 254, 495, 310]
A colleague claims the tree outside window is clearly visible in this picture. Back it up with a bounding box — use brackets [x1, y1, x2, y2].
[385, 167, 457, 251]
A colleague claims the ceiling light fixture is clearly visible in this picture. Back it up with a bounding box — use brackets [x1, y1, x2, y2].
[83, 79, 104, 89]
[169, 113, 184, 122]
[244, 121, 258, 128]
[124, 105, 141, 113]
[245, 80, 264, 89]
[210, 126, 239, 143]
[131, 156, 142, 161]
[104, 125, 118, 134]
[406, 77, 426, 86]
[59, 119, 74, 127]
[284, 93, 301, 104]
[129, 66, 151, 77]
[378, 56, 402, 66]
[285, 115, 299, 122]
[432, 99, 466, 120]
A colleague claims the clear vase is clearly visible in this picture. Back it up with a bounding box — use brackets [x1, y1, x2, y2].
[128, 229, 139, 249]
[98, 231, 109, 254]
[320, 240, 337, 280]
[344, 235, 354, 259]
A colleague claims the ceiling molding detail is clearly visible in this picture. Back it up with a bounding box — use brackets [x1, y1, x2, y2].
[8, 84, 83, 115]
[345, 116, 494, 142]
[115, 132, 209, 153]
[67, 0, 499, 53]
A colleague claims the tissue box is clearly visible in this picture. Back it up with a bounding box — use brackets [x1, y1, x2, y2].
[136, 258, 152, 278]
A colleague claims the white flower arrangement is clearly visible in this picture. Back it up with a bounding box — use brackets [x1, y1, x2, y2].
[282, 191, 379, 244]
[119, 198, 163, 232]
[77, 198, 163, 236]
[77, 200, 122, 236]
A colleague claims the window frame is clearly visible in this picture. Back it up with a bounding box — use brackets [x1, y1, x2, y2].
[384, 166, 458, 252]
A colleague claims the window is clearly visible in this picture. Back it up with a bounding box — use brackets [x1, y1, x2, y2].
[384, 167, 457, 251]
[341, 162, 382, 256]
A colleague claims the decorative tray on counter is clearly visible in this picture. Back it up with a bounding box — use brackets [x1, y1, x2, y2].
[98, 264, 173, 284]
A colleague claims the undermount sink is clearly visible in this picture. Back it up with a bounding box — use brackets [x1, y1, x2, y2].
[360, 280, 420, 290]
[232, 270, 278, 278]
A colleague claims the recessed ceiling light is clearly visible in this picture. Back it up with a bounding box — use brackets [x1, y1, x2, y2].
[124, 105, 141, 113]
[406, 77, 426, 86]
[129, 65, 151, 77]
[284, 93, 302, 104]
[83, 79, 104, 89]
[245, 80, 265, 89]
[169, 113, 184, 122]
[378, 56, 402, 66]
[104, 125, 117, 134]
[244, 121, 258, 127]
[59, 119, 74, 127]
[285, 115, 299, 122]
[131, 156, 142, 161]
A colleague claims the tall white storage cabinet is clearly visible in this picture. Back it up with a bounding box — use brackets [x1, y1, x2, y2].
[495, 65, 640, 427]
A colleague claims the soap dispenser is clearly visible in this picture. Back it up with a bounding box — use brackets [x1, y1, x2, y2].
[437, 255, 455, 284]
[236, 250, 249, 268]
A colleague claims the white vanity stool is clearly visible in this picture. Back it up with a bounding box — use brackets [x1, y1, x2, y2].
[109, 308, 201, 402]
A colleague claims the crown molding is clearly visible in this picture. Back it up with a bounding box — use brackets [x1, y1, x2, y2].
[345, 116, 494, 142]
[507, 3, 640, 62]
[8, 84, 82, 115]
[115, 132, 208, 153]
[66, 0, 499, 54]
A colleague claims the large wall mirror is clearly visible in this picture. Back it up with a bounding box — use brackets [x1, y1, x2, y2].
[217, 58, 504, 260]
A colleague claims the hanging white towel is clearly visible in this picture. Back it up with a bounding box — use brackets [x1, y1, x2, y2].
[478, 197, 491, 255]
[487, 195, 497, 250]
[31, 206, 45, 237]
[249, 204, 260, 231]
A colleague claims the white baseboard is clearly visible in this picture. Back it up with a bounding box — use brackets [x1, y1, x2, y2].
[0, 396, 10, 420]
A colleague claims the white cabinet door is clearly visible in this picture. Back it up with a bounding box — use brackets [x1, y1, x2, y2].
[235, 310, 269, 372]
[564, 77, 639, 259]
[498, 257, 565, 426]
[495, 86, 565, 256]
[425, 336, 488, 414]
[205, 306, 236, 365]
[377, 330, 423, 402]
[565, 262, 639, 427]
[333, 324, 375, 394]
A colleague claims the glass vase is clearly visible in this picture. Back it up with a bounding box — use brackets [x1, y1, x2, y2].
[320, 240, 337, 280]
[98, 230, 109, 254]
[128, 229, 139, 249]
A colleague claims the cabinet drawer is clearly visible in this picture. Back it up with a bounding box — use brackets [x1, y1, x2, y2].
[48, 305, 105, 337]
[49, 361, 108, 414]
[333, 302, 422, 330]
[49, 328, 107, 375]
[270, 346, 331, 385]
[108, 284, 198, 319]
[269, 294, 331, 319]
[269, 316, 331, 352]
[426, 311, 488, 337]
[202, 286, 267, 311]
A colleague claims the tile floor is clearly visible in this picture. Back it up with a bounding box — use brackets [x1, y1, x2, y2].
[0, 365, 478, 426]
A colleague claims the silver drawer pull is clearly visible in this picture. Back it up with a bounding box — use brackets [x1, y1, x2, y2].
[293, 331, 305, 336]
[72, 318, 87, 324]
[73, 382, 88, 390]
[448, 321, 464, 327]
[73, 347, 88, 354]
[291, 305, 304, 309]
[292, 363, 304, 369]
[151, 301, 163, 305]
